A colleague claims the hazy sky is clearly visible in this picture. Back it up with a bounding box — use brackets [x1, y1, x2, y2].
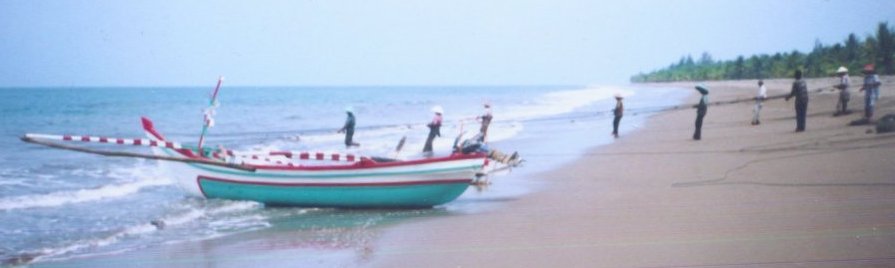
[1, 0, 893, 87]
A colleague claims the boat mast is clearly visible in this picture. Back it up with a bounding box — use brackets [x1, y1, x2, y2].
[197, 76, 224, 155]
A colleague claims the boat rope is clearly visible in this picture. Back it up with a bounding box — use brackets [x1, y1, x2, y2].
[518, 82, 867, 124]
[259, 82, 867, 138]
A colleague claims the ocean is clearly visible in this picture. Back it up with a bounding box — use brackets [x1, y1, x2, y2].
[0, 85, 688, 266]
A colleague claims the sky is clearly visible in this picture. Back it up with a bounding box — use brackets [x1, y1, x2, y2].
[1, 0, 893, 87]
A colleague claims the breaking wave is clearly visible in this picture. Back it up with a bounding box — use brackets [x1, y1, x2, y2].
[0, 162, 172, 211]
[9, 200, 268, 265]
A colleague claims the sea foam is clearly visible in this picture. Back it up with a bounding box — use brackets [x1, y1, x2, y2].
[0, 163, 172, 211]
[22, 200, 266, 264]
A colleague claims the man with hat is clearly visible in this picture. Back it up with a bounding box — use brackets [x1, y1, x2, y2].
[860, 64, 882, 120]
[693, 85, 709, 140]
[834, 66, 851, 116]
[786, 70, 809, 132]
[612, 94, 624, 138]
[337, 106, 360, 148]
[476, 102, 493, 141]
[423, 105, 444, 155]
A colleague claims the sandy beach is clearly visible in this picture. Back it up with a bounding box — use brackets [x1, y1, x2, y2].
[368, 77, 895, 267]
[37, 77, 895, 268]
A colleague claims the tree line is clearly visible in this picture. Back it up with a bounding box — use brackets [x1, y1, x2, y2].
[631, 22, 894, 83]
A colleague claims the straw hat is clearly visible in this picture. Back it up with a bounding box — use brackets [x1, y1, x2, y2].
[431, 105, 444, 114]
[836, 66, 848, 74]
[614, 93, 623, 100]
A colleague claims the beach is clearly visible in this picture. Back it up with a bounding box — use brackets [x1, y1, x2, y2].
[366, 77, 895, 267]
[10, 78, 895, 267]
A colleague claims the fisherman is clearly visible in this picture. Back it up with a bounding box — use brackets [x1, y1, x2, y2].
[215, 144, 234, 163]
[860, 64, 882, 120]
[476, 102, 493, 141]
[422, 105, 443, 155]
[834, 66, 851, 116]
[693, 85, 708, 140]
[785, 70, 809, 132]
[612, 94, 624, 137]
[336, 106, 360, 148]
[752, 80, 767, 125]
[455, 132, 520, 166]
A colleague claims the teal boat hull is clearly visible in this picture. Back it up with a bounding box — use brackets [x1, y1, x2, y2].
[198, 176, 473, 208]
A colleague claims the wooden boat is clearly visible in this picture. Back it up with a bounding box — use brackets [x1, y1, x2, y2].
[144, 118, 487, 208]
[21, 117, 487, 208]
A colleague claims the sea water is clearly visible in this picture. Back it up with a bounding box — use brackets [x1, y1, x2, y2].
[0, 85, 687, 265]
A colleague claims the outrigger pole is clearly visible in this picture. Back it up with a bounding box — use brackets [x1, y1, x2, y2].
[197, 76, 224, 155]
[20, 135, 256, 172]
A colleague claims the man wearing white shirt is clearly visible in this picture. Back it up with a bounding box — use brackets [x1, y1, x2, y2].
[752, 80, 767, 125]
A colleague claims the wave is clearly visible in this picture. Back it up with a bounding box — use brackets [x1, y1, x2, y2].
[11, 200, 267, 265]
[501, 86, 633, 121]
[0, 178, 28, 187]
[0, 162, 172, 211]
[0, 179, 170, 211]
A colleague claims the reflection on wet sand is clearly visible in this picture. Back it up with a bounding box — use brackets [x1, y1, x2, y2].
[48, 207, 451, 267]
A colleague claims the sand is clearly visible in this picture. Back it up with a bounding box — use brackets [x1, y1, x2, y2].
[368, 76, 895, 267]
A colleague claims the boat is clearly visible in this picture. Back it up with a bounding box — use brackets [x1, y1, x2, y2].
[143, 118, 487, 208]
[21, 117, 487, 208]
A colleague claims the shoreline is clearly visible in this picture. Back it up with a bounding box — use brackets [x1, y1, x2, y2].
[368, 76, 895, 267]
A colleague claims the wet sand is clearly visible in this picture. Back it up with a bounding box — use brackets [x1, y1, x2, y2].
[369, 77, 895, 267]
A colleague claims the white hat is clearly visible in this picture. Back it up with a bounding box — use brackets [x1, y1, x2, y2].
[431, 105, 444, 114]
[345, 106, 354, 113]
[836, 66, 848, 74]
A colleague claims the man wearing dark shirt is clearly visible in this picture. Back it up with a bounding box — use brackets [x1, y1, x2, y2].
[785, 70, 809, 132]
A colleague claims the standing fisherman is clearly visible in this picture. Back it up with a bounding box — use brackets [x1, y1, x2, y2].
[422, 106, 443, 155]
[785, 70, 809, 132]
[834, 66, 851, 116]
[693, 85, 709, 140]
[860, 64, 882, 120]
[476, 102, 493, 141]
[337, 106, 360, 148]
[752, 80, 767, 125]
[612, 94, 624, 138]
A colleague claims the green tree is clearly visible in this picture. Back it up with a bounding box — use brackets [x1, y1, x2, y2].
[863, 36, 878, 68]
[628, 21, 891, 82]
[698, 52, 714, 65]
[732, 56, 745, 79]
[749, 55, 764, 79]
[877, 22, 894, 74]
[785, 51, 804, 76]
[844, 33, 860, 71]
